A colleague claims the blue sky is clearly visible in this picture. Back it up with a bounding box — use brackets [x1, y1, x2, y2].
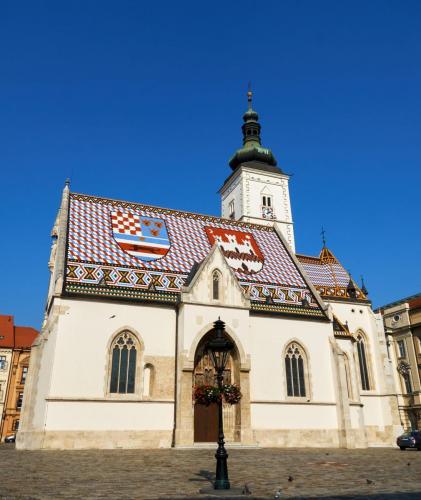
[1, 1, 420, 327]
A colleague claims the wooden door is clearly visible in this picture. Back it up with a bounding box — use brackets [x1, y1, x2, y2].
[193, 350, 233, 442]
[194, 403, 218, 442]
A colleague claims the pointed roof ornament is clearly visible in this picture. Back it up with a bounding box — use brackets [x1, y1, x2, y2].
[247, 81, 253, 110]
[321, 226, 327, 248]
[347, 270, 357, 299]
[228, 85, 279, 171]
[360, 275, 368, 296]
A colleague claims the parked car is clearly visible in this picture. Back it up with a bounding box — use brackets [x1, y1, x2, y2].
[397, 431, 421, 450]
[4, 434, 16, 443]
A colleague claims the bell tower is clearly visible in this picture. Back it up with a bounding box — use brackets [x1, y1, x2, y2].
[220, 89, 295, 251]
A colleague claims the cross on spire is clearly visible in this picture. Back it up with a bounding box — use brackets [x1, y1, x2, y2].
[247, 82, 252, 110]
[321, 227, 327, 247]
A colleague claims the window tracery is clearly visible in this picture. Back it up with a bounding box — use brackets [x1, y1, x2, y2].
[109, 331, 138, 394]
[284, 342, 307, 397]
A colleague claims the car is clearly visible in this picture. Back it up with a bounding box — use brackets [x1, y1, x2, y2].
[397, 430, 421, 450]
[4, 434, 16, 443]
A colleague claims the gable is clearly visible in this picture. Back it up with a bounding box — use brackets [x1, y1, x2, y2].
[64, 193, 325, 318]
[297, 252, 367, 302]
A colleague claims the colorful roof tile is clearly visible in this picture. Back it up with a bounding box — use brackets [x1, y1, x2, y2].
[64, 193, 325, 317]
[0, 315, 38, 349]
[297, 248, 368, 302]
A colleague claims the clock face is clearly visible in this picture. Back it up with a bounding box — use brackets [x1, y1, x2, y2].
[262, 206, 274, 219]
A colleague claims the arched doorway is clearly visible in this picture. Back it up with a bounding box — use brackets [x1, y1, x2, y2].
[193, 330, 240, 443]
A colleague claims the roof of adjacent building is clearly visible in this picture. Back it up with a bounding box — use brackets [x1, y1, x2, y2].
[0, 315, 38, 349]
[64, 192, 326, 318]
[296, 247, 368, 302]
[376, 292, 421, 313]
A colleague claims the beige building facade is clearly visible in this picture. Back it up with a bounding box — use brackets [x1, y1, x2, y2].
[378, 294, 421, 431]
[0, 315, 38, 441]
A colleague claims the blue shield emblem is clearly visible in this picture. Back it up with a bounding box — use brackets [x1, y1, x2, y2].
[111, 211, 170, 262]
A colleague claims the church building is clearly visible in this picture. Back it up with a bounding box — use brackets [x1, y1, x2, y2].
[18, 92, 401, 450]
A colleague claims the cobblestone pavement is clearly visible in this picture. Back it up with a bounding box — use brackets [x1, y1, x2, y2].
[1, 444, 421, 499]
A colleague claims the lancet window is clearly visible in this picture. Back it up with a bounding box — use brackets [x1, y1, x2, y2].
[356, 332, 371, 391]
[212, 270, 221, 300]
[109, 331, 138, 394]
[285, 342, 307, 398]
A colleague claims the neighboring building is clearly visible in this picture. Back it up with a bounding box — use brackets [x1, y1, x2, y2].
[0, 315, 38, 441]
[18, 91, 401, 450]
[377, 293, 421, 431]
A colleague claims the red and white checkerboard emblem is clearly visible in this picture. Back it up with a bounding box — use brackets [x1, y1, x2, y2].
[111, 211, 170, 262]
[111, 211, 142, 236]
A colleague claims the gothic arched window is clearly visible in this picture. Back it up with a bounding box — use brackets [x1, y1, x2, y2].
[356, 332, 371, 391]
[212, 270, 221, 300]
[109, 331, 138, 394]
[285, 342, 308, 397]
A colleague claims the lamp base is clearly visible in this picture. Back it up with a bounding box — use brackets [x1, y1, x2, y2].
[199, 486, 248, 497]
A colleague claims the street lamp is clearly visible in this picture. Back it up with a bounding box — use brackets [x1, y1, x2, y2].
[206, 318, 234, 490]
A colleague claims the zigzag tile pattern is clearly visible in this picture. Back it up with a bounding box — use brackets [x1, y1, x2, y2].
[66, 193, 322, 311]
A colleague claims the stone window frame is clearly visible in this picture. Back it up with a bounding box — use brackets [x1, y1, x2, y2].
[104, 328, 143, 399]
[19, 356, 30, 385]
[282, 339, 312, 401]
[354, 329, 375, 392]
[210, 268, 223, 303]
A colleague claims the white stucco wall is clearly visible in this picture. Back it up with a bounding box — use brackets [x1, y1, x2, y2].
[249, 315, 335, 404]
[49, 298, 176, 399]
[45, 402, 173, 430]
[251, 403, 337, 429]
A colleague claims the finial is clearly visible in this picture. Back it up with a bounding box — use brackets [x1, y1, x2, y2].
[247, 82, 252, 110]
[360, 275, 368, 296]
[65, 178, 70, 187]
[321, 226, 327, 247]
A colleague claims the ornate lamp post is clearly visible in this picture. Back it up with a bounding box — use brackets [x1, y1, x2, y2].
[206, 318, 234, 490]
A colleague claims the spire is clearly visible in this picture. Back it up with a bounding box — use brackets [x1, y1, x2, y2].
[321, 226, 327, 248]
[347, 271, 357, 299]
[360, 275, 368, 296]
[228, 86, 279, 171]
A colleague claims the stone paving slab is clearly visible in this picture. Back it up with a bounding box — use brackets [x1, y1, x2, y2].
[1, 444, 421, 499]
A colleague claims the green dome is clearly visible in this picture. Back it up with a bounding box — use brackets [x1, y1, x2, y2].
[228, 90, 279, 171]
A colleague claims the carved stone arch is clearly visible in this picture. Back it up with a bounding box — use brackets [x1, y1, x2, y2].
[104, 326, 144, 397]
[192, 326, 242, 443]
[186, 322, 248, 370]
[281, 338, 312, 400]
[354, 328, 374, 391]
[143, 363, 155, 398]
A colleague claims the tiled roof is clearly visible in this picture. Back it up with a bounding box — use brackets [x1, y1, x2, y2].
[64, 193, 325, 317]
[0, 315, 38, 349]
[297, 248, 367, 302]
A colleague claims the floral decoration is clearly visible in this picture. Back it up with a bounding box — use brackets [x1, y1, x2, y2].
[193, 383, 242, 406]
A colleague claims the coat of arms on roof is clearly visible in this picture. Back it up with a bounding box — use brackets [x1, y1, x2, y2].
[204, 227, 264, 274]
[111, 211, 170, 262]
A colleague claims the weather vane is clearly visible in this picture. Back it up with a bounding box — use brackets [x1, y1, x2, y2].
[321, 226, 326, 247]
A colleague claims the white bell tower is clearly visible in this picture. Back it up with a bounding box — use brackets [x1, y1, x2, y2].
[220, 90, 295, 251]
